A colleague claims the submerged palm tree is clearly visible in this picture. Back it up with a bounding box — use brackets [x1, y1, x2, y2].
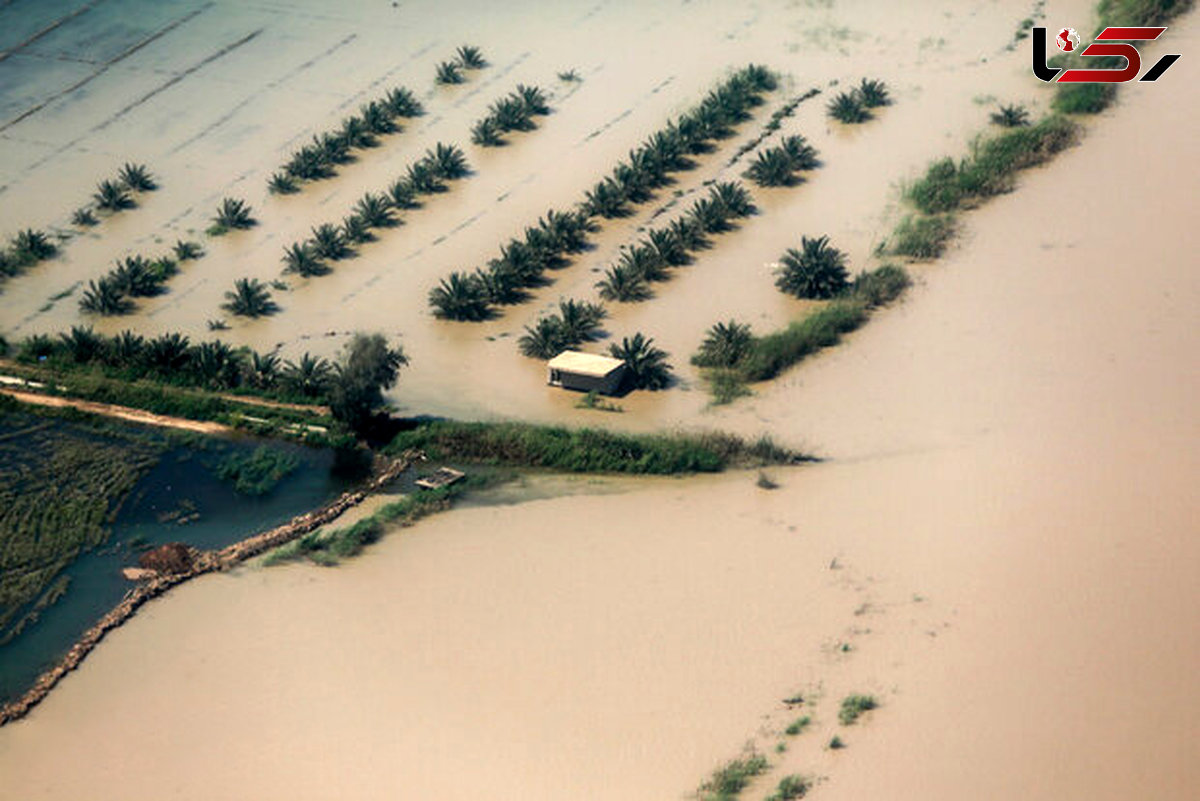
[340, 115, 378, 149]
[11, 229, 57, 263]
[310, 223, 351, 260]
[144, 333, 192, 374]
[78, 277, 133, 315]
[107, 329, 146, 366]
[118, 163, 156, 191]
[110, 255, 163, 297]
[353, 193, 396, 228]
[693, 320, 753, 368]
[518, 317, 567, 359]
[245, 350, 281, 390]
[428, 272, 491, 321]
[514, 84, 550, 115]
[383, 86, 423, 117]
[94, 179, 134, 211]
[857, 78, 890, 108]
[688, 196, 732, 234]
[341, 214, 373, 245]
[285, 144, 334, 180]
[556, 298, 606, 344]
[360, 101, 397, 135]
[617, 244, 668, 283]
[583, 178, 628, 218]
[596, 264, 651, 302]
[775, 235, 849, 299]
[609, 333, 672, 390]
[59, 325, 105, 363]
[405, 161, 444, 194]
[669, 216, 707, 251]
[779, 135, 819, 170]
[190, 340, 243, 390]
[745, 148, 796, 187]
[426, 143, 468, 179]
[709, 181, 754, 217]
[489, 96, 535, 132]
[471, 117, 503, 146]
[646, 227, 689, 266]
[282, 242, 329, 277]
[456, 45, 486, 69]
[991, 103, 1030, 127]
[386, 178, 420, 210]
[474, 264, 528, 305]
[173, 240, 202, 260]
[212, 198, 255, 231]
[280, 352, 333, 398]
[268, 171, 299, 194]
[222, 278, 278, 317]
[827, 91, 870, 123]
[436, 61, 464, 84]
[740, 63, 778, 92]
[72, 207, 98, 226]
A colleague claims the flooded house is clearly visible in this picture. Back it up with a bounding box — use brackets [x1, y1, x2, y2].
[546, 351, 626, 395]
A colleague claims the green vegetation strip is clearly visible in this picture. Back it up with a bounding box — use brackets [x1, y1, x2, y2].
[385, 420, 807, 473]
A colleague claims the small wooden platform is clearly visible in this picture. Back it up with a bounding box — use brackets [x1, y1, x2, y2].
[415, 466, 465, 490]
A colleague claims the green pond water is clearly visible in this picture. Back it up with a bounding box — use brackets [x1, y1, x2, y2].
[0, 412, 356, 704]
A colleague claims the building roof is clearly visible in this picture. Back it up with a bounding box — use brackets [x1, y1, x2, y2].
[547, 350, 625, 377]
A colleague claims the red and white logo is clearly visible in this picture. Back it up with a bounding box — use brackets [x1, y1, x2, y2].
[1056, 27, 1081, 52]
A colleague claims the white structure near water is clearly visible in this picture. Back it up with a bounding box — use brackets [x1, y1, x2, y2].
[546, 350, 626, 395]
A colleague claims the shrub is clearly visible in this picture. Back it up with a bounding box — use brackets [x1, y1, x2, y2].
[838, 694, 878, 725]
[767, 774, 812, 801]
[738, 301, 868, 381]
[698, 753, 769, 799]
[707, 369, 750, 405]
[784, 715, 812, 736]
[889, 214, 954, 259]
[850, 264, 910, 307]
[1052, 82, 1117, 114]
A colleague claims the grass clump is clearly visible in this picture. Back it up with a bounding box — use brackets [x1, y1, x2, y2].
[698, 752, 769, 800]
[738, 301, 868, 382]
[385, 420, 804, 474]
[838, 694, 878, 725]
[784, 715, 812, 735]
[888, 214, 955, 260]
[766, 774, 812, 801]
[1051, 83, 1116, 115]
[828, 735, 846, 749]
[213, 445, 300, 496]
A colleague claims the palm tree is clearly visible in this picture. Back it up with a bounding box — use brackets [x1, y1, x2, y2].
[190, 340, 243, 389]
[609, 333, 672, 390]
[286, 145, 333, 180]
[318, 133, 353, 164]
[617, 245, 668, 282]
[828, 91, 870, 123]
[709, 181, 754, 217]
[340, 115, 378, 148]
[11, 229, 56, 263]
[688, 196, 731, 233]
[360, 101, 397, 135]
[281, 352, 333, 398]
[353, 193, 396, 228]
[173, 240, 202, 260]
[669, 216, 707, 251]
[557, 69, 581, 82]
[59, 325, 105, 363]
[310, 223, 351, 259]
[245, 350, 281, 390]
[610, 163, 653, 203]
[537, 209, 590, 254]
[111, 256, 163, 296]
[583, 178, 628, 218]
[991, 103, 1030, 127]
[282, 242, 329, 277]
[222, 278, 278, 317]
[383, 86, 423, 117]
[405, 161, 444, 194]
[212, 198, 255, 231]
[426, 143, 468, 179]
[556, 299, 605, 344]
[471, 117, 504, 146]
[436, 61, 464, 84]
[149, 256, 178, 283]
[493, 240, 546, 286]
[144, 333, 192, 375]
[647, 228, 688, 266]
[775, 235, 849, 299]
[18, 334, 58, 362]
[596, 264, 651, 302]
[626, 148, 668, 188]
[489, 96, 534, 131]
[518, 316, 567, 359]
[94, 179, 134, 210]
[386, 178, 420, 210]
[745, 148, 796, 187]
[268, 171, 299, 194]
[779, 135, 819, 170]
[514, 84, 550, 115]
[341, 215, 373, 245]
[107, 330, 145, 368]
[857, 78, 890, 108]
[740, 63, 778, 92]
[643, 129, 688, 172]
[79, 277, 133, 315]
[428, 272, 491, 321]
[692, 320, 752, 367]
[456, 45, 486, 69]
[72, 207, 98, 226]
[118, 163, 156, 191]
[473, 264, 528, 305]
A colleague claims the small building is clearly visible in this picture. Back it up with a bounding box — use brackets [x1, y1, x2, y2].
[546, 350, 626, 395]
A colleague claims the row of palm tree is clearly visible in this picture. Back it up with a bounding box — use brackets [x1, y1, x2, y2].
[435, 45, 488, 85]
[471, 84, 551, 146]
[429, 65, 778, 322]
[0, 229, 57, 280]
[77, 244, 200, 315]
[429, 208, 594, 320]
[827, 78, 890, 124]
[271, 86, 423, 192]
[282, 143, 470, 279]
[75, 163, 157, 226]
[596, 181, 755, 302]
[17, 326, 333, 397]
[744, 134, 819, 187]
[517, 299, 607, 358]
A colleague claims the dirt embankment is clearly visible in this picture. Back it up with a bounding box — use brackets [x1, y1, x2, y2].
[0, 388, 233, 434]
[0, 452, 420, 727]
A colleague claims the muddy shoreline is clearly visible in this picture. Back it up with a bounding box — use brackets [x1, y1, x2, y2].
[0, 452, 418, 726]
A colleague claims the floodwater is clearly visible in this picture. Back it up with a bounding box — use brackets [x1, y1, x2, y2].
[0, 1, 1197, 800]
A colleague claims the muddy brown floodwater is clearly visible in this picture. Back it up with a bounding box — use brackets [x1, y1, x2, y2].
[0, 1, 1197, 800]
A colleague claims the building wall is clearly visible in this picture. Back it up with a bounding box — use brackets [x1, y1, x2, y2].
[556, 368, 624, 395]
